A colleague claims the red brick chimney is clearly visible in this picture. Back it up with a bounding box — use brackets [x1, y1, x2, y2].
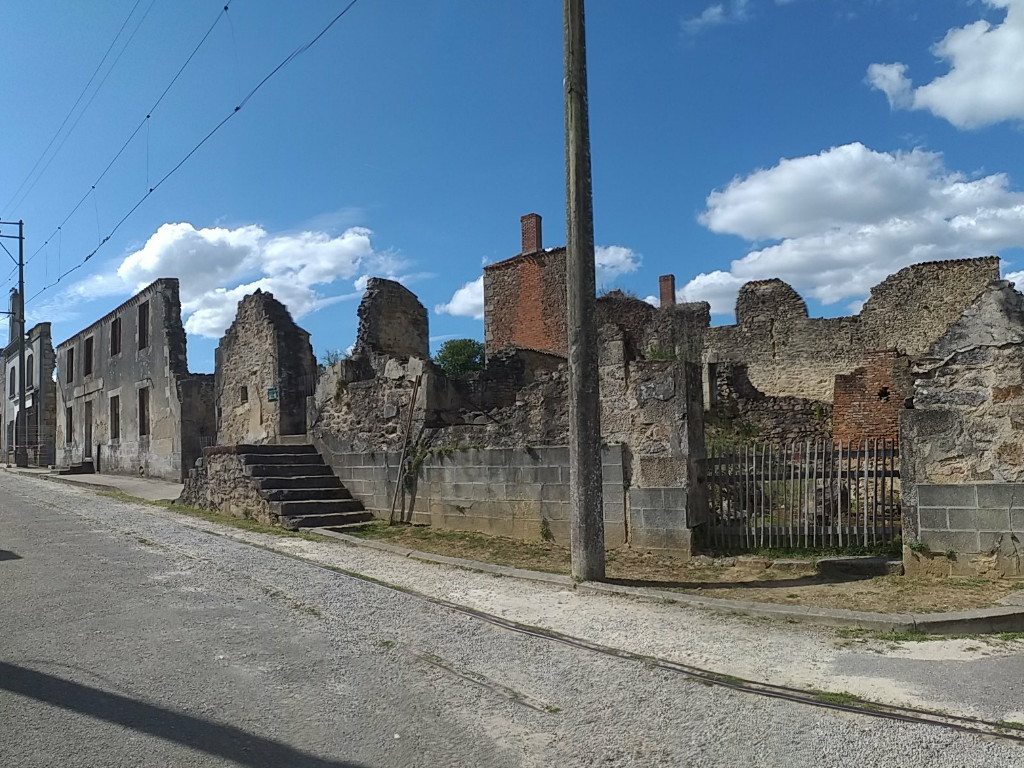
[659, 274, 676, 306]
[521, 213, 542, 254]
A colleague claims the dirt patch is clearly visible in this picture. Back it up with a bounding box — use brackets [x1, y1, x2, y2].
[347, 522, 1023, 614]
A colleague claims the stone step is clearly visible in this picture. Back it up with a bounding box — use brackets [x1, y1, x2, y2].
[254, 475, 344, 490]
[276, 434, 310, 446]
[261, 487, 352, 502]
[246, 463, 334, 478]
[320, 521, 376, 533]
[281, 510, 375, 530]
[240, 453, 326, 466]
[235, 443, 318, 455]
[276, 499, 365, 516]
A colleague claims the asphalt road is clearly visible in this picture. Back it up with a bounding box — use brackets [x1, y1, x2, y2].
[1, 472, 1022, 767]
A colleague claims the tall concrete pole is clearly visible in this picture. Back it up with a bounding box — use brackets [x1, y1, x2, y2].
[564, 0, 605, 581]
[15, 221, 27, 468]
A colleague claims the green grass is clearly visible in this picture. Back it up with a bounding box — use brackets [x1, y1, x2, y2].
[98, 491, 328, 542]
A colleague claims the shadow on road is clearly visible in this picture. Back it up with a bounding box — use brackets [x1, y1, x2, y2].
[0, 661, 367, 768]
[0, 549, 21, 561]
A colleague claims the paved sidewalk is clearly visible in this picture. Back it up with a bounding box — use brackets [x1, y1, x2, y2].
[1, 466, 183, 502]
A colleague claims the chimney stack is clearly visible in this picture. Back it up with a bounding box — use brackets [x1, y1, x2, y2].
[521, 213, 542, 254]
[659, 274, 676, 307]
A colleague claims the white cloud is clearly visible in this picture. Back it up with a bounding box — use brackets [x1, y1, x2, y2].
[435, 245, 641, 321]
[595, 245, 641, 284]
[59, 221, 401, 339]
[435, 276, 484, 320]
[867, 1, 1024, 129]
[683, 0, 750, 34]
[682, 142, 1024, 314]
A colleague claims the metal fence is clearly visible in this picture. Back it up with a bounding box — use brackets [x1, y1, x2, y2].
[701, 439, 901, 551]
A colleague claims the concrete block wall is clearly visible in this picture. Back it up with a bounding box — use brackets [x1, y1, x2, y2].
[318, 441, 692, 554]
[910, 483, 1024, 577]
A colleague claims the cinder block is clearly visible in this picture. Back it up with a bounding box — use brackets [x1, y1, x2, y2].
[601, 463, 623, 484]
[1012, 510, 1024, 532]
[977, 531, 1015, 553]
[917, 484, 978, 508]
[975, 508, 1013, 533]
[602, 485, 624, 505]
[917, 507, 949, 531]
[603, 502, 625, 523]
[920, 530, 980, 554]
[602, 444, 622, 465]
[541, 484, 569, 502]
[533, 466, 562, 484]
[945, 507, 980, 531]
[976, 484, 1024, 509]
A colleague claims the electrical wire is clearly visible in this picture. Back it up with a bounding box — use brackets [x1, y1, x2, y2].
[26, 1, 235, 267]
[2, 0, 146, 215]
[25, 0, 363, 306]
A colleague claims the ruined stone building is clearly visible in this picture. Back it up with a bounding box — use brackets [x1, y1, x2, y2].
[1, 289, 57, 465]
[55, 278, 215, 481]
[215, 290, 317, 445]
[485, 218, 998, 443]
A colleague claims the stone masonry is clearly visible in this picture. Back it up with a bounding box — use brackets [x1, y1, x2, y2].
[900, 280, 1024, 576]
[215, 290, 317, 445]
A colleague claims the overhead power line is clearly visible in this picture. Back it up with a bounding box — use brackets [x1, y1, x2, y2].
[27, 0, 235, 267]
[2, 0, 147, 215]
[26, 0, 364, 306]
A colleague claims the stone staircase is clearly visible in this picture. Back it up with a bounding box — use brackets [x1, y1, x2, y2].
[238, 444, 373, 531]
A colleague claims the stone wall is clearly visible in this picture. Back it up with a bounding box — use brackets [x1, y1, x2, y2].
[900, 281, 1024, 491]
[2, 321, 57, 465]
[178, 448, 275, 525]
[215, 290, 316, 445]
[55, 279, 214, 481]
[908, 483, 1023, 578]
[353, 278, 428, 360]
[833, 350, 913, 443]
[704, 257, 999, 402]
[708, 362, 832, 444]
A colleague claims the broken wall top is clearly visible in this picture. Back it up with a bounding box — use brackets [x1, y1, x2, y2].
[353, 278, 429, 360]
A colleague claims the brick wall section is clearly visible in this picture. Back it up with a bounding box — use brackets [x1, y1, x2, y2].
[704, 257, 999, 401]
[483, 248, 569, 357]
[910, 483, 1024, 578]
[832, 350, 913, 443]
[659, 275, 676, 307]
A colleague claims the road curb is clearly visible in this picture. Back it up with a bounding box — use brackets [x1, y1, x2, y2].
[313, 527, 1024, 634]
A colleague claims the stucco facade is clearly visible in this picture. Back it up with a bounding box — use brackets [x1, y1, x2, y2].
[55, 278, 215, 481]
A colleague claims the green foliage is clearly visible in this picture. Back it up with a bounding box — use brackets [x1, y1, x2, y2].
[433, 338, 485, 378]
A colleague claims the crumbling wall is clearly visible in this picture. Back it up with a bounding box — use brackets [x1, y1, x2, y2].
[353, 278, 428, 360]
[483, 248, 568, 358]
[178, 448, 275, 525]
[55, 278, 207, 481]
[900, 280, 1024, 576]
[704, 258, 999, 402]
[833, 350, 913, 443]
[215, 290, 316, 445]
[708, 362, 832, 444]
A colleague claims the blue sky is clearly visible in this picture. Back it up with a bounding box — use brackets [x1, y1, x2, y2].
[3, 0, 1024, 372]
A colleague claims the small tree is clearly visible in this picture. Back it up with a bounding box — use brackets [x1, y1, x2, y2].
[434, 338, 485, 378]
[317, 348, 347, 374]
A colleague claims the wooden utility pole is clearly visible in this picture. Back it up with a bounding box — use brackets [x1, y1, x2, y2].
[0, 220, 27, 467]
[564, 0, 605, 581]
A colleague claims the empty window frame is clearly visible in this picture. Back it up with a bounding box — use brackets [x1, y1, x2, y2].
[110, 395, 120, 441]
[239, 385, 248, 404]
[138, 301, 150, 350]
[25, 354, 33, 388]
[66, 348, 75, 383]
[7, 367, 14, 398]
[84, 337, 94, 376]
[138, 387, 150, 436]
[65, 407, 73, 444]
[110, 317, 122, 356]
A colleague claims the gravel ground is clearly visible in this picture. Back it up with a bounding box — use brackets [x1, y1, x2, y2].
[2, 472, 1023, 767]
